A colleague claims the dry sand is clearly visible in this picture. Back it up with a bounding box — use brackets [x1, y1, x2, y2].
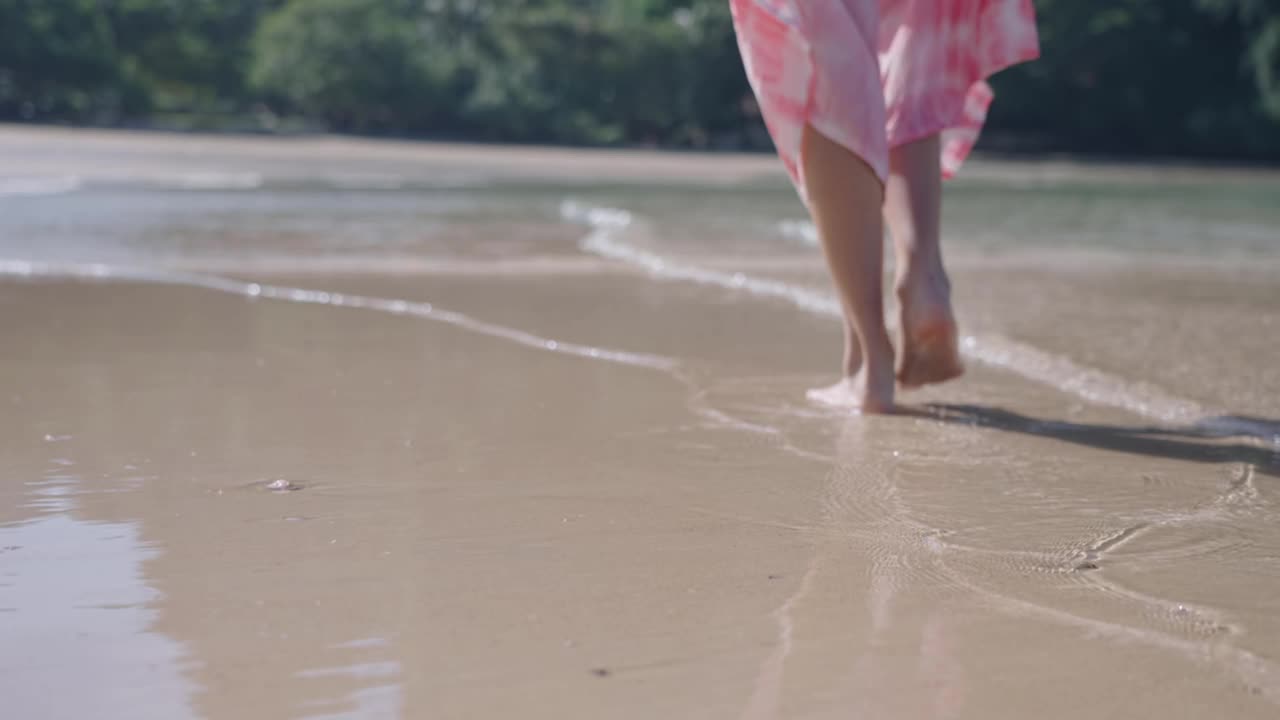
[1, 125, 1279, 719]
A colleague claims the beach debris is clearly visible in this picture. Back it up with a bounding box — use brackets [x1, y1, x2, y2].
[266, 479, 302, 492]
[590, 668, 612, 678]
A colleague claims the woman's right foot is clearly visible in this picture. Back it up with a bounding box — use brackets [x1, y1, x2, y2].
[896, 269, 965, 389]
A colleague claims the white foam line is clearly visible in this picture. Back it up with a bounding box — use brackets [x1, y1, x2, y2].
[0, 260, 678, 373]
[0, 176, 83, 198]
[562, 201, 841, 317]
[777, 219, 819, 247]
[963, 334, 1207, 422]
[563, 200, 1212, 424]
[167, 172, 263, 190]
[0, 172, 269, 194]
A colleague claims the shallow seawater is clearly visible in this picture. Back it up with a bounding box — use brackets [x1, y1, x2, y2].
[13, 156, 1276, 415]
[2, 132, 1279, 719]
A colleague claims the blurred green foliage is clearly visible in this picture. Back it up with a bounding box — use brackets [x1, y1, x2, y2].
[2, 0, 1277, 159]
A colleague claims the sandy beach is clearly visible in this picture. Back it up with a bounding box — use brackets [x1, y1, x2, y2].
[2, 125, 1280, 719]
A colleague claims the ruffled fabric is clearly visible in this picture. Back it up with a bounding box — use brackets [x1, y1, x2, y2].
[731, 0, 1040, 199]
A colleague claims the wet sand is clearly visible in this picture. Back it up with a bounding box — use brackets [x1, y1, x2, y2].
[2, 126, 1280, 719]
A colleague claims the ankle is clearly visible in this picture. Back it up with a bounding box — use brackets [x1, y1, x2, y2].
[895, 259, 950, 300]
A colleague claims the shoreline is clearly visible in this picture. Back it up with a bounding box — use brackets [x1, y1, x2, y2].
[5, 123, 1280, 186]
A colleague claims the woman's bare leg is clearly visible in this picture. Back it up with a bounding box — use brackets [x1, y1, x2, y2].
[884, 135, 964, 388]
[801, 124, 895, 414]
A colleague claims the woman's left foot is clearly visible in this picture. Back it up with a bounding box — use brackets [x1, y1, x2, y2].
[807, 364, 896, 414]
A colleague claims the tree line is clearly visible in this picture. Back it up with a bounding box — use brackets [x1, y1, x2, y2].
[2, 0, 1278, 160]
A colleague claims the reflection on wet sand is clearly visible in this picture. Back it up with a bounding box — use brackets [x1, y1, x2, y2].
[0, 464, 194, 720]
[2, 281, 815, 718]
[741, 418, 970, 720]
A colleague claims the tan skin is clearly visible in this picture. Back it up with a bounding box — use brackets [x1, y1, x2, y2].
[802, 126, 964, 413]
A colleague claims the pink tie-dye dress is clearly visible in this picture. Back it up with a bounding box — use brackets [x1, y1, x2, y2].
[731, 0, 1039, 198]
